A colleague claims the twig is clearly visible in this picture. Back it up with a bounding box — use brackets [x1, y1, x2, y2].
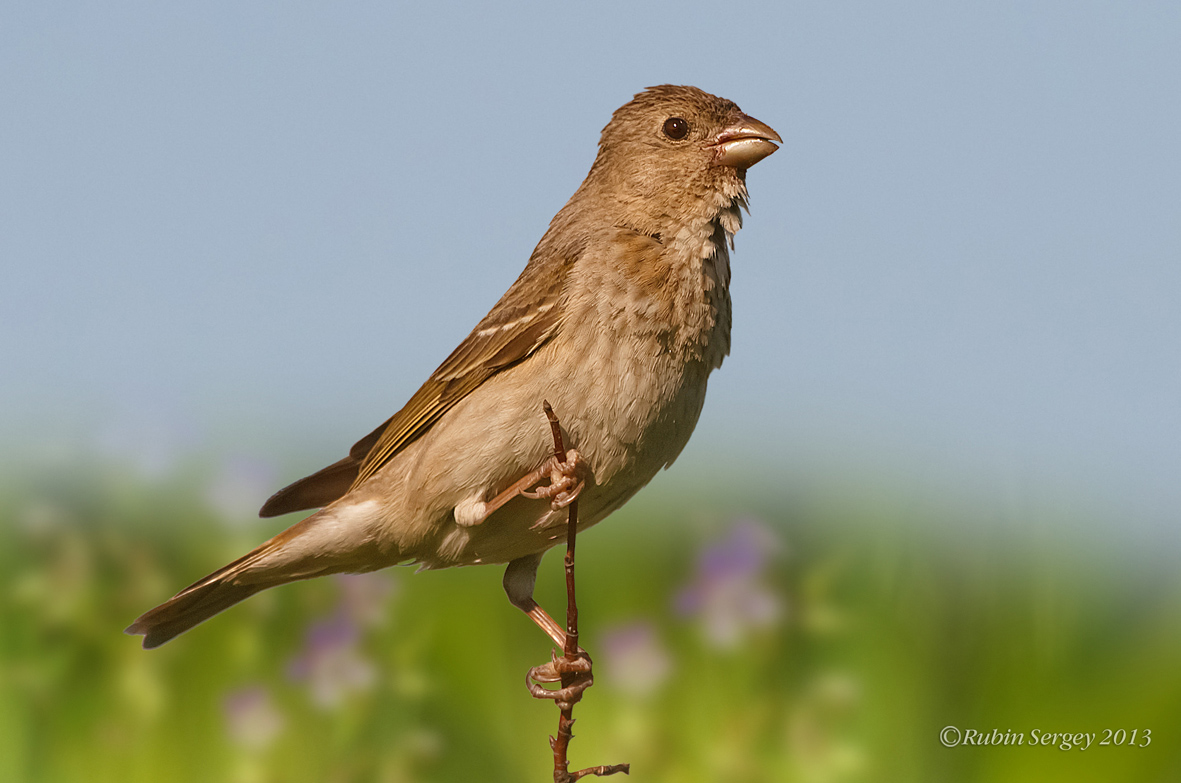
[531, 401, 630, 782]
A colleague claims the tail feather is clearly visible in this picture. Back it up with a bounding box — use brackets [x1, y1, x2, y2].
[125, 542, 284, 648]
[125, 580, 266, 649]
[128, 504, 391, 648]
[126, 516, 321, 648]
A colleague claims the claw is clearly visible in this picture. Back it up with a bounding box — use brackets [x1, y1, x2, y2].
[527, 651, 595, 709]
[528, 648, 594, 708]
[529, 648, 594, 680]
[522, 449, 585, 511]
[549, 479, 586, 509]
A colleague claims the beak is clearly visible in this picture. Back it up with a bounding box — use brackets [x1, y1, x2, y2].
[711, 112, 782, 169]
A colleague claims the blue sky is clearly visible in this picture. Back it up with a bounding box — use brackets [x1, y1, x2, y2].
[3, 3, 1179, 521]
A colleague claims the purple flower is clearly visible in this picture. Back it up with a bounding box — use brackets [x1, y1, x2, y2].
[600, 621, 672, 697]
[223, 685, 284, 750]
[675, 518, 784, 649]
[287, 613, 376, 708]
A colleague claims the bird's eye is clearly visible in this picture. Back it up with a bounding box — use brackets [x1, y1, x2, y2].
[662, 117, 690, 140]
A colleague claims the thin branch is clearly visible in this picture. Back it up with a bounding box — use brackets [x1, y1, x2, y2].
[541, 401, 580, 663]
[529, 401, 630, 783]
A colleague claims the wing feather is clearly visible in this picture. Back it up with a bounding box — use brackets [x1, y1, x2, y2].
[259, 255, 569, 517]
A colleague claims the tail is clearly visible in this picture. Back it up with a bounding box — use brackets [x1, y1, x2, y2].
[126, 511, 368, 649]
[124, 561, 270, 649]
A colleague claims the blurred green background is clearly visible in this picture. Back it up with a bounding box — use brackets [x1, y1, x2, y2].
[2, 454, 1177, 783]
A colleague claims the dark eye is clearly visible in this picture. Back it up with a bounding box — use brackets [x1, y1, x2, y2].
[662, 117, 690, 140]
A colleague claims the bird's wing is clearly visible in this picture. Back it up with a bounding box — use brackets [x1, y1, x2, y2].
[259, 256, 569, 518]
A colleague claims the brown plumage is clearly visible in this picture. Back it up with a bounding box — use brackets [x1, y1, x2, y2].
[126, 85, 780, 649]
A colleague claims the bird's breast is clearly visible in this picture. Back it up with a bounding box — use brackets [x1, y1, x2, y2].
[552, 212, 736, 487]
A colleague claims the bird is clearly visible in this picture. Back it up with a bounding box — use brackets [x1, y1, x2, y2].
[126, 85, 780, 651]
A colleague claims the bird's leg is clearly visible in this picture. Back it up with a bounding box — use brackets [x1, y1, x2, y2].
[504, 554, 574, 649]
[468, 448, 586, 526]
[503, 554, 594, 708]
[474, 465, 553, 521]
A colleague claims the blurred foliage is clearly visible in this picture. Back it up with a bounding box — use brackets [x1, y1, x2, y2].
[1, 458, 1179, 782]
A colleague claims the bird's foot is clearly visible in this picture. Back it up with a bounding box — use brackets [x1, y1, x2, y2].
[471, 448, 585, 525]
[527, 648, 594, 710]
[521, 448, 585, 510]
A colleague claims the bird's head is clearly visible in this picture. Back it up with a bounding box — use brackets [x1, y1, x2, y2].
[584, 85, 780, 226]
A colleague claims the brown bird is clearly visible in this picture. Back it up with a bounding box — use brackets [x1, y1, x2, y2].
[126, 85, 780, 650]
